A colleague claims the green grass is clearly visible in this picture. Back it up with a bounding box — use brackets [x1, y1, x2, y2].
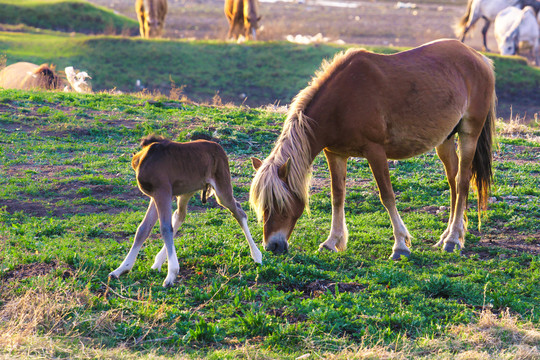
[1, 30, 539, 113]
[0, 0, 138, 35]
[0, 89, 539, 359]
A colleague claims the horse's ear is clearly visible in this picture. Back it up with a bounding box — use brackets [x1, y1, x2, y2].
[251, 157, 263, 171]
[278, 158, 291, 180]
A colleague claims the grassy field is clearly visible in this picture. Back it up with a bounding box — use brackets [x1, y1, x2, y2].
[0, 88, 539, 359]
[0, 29, 539, 119]
[0, 0, 138, 35]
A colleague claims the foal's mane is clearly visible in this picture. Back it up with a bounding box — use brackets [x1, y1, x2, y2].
[250, 48, 361, 221]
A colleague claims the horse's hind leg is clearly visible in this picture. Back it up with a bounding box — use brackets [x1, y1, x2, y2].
[481, 18, 491, 52]
[319, 150, 349, 252]
[440, 132, 479, 252]
[434, 137, 459, 248]
[109, 198, 158, 279]
[151, 192, 195, 272]
[365, 144, 412, 260]
[153, 191, 180, 287]
[211, 174, 262, 264]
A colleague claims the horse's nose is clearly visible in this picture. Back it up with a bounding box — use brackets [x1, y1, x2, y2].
[265, 236, 288, 255]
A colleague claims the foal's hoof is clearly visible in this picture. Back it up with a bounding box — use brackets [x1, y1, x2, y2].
[390, 249, 411, 261]
[443, 242, 461, 253]
[318, 244, 337, 252]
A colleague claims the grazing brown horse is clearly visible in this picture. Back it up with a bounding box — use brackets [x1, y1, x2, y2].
[109, 136, 262, 287]
[135, 0, 168, 38]
[250, 39, 496, 260]
[0, 62, 62, 90]
[225, 0, 261, 40]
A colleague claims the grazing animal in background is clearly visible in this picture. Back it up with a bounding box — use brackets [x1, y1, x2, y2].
[135, 0, 168, 38]
[494, 6, 539, 64]
[250, 39, 496, 260]
[0, 62, 92, 93]
[109, 136, 262, 287]
[0, 62, 63, 90]
[455, 0, 538, 51]
[224, 0, 261, 40]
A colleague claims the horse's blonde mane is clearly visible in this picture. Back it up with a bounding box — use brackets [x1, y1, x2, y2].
[250, 48, 362, 221]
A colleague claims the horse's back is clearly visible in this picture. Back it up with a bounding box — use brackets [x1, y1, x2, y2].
[135, 139, 228, 195]
[313, 39, 494, 159]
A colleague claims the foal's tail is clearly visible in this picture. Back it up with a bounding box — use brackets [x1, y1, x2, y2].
[455, 0, 474, 39]
[471, 90, 496, 229]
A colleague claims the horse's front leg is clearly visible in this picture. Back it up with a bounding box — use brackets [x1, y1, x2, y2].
[365, 144, 412, 260]
[318, 150, 349, 252]
[109, 198, 158, 279]
[151, 192, 195, 272]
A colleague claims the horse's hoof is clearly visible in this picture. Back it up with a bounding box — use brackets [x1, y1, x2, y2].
[390, 249, 411, 261]
[318, 244, 337, 252]
[443, 242, 461, 253]
[108, 272, 118, 279]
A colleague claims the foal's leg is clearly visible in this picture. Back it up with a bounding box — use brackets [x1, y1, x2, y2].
[109, 199, 158, 279]
[319, 150, 349, 252]
[153, 191, 180, 287]
[439, 133, 478, 252]
[211, 176, 262, 264]
[151, 192, 195, 272]
[434, 137, 459, 247]
[365, 144, 412, 260]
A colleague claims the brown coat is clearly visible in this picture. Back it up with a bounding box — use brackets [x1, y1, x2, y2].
[135, 0, 168, 38]
[0, 62, 63, 90]
[224, 0, 260, 40]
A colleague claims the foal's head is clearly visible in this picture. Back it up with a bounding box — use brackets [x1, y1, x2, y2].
[250, 157, 305, 255]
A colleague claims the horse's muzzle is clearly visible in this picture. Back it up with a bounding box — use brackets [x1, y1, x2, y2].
[265, 234, 288, 255]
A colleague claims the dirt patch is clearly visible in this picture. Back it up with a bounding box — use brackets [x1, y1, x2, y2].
[2, 261, 74, 282]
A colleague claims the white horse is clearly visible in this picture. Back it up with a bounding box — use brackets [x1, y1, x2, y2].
[456, 0, 526, 51]
[494, 6, 540, 64]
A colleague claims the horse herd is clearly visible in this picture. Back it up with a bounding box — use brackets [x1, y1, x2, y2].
[457, 0, 540, 64]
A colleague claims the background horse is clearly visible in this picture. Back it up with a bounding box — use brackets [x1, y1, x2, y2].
[250, 39, 496, 260]
[0, 62, 92, 93]
[109, 136, 262, 287]
[494, 6, 539, 64]
[0, 62, 62, 90]
[135, 0, 168, 38]
[456, 0, 538, 51]
[224, 0, 261, 40]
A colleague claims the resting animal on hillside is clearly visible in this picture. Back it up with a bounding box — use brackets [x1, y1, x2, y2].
[0, 62, 92, 93]
[0, 62, 63, 90]
[494, 6, 539, 64]
[456, 0, 539, 51]
[135, 0, 168, 38]
[224, 0, 261, 40]
[109, 136, 262, 287]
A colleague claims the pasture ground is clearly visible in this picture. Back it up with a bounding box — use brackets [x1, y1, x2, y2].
[0, 89, 539, 359]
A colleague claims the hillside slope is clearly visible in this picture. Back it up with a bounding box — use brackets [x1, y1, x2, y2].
[0, 31, 539, 119]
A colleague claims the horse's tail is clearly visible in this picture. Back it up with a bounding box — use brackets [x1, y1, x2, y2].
[455, 0, 474, 38]
[201, 184, 212, 204]
[471, 88, 496, 230]
[34, 64, 61, 89]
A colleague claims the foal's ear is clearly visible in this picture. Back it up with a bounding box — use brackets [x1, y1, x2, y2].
[278, 158, 291, 180]
[251, 157, 263, 171]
